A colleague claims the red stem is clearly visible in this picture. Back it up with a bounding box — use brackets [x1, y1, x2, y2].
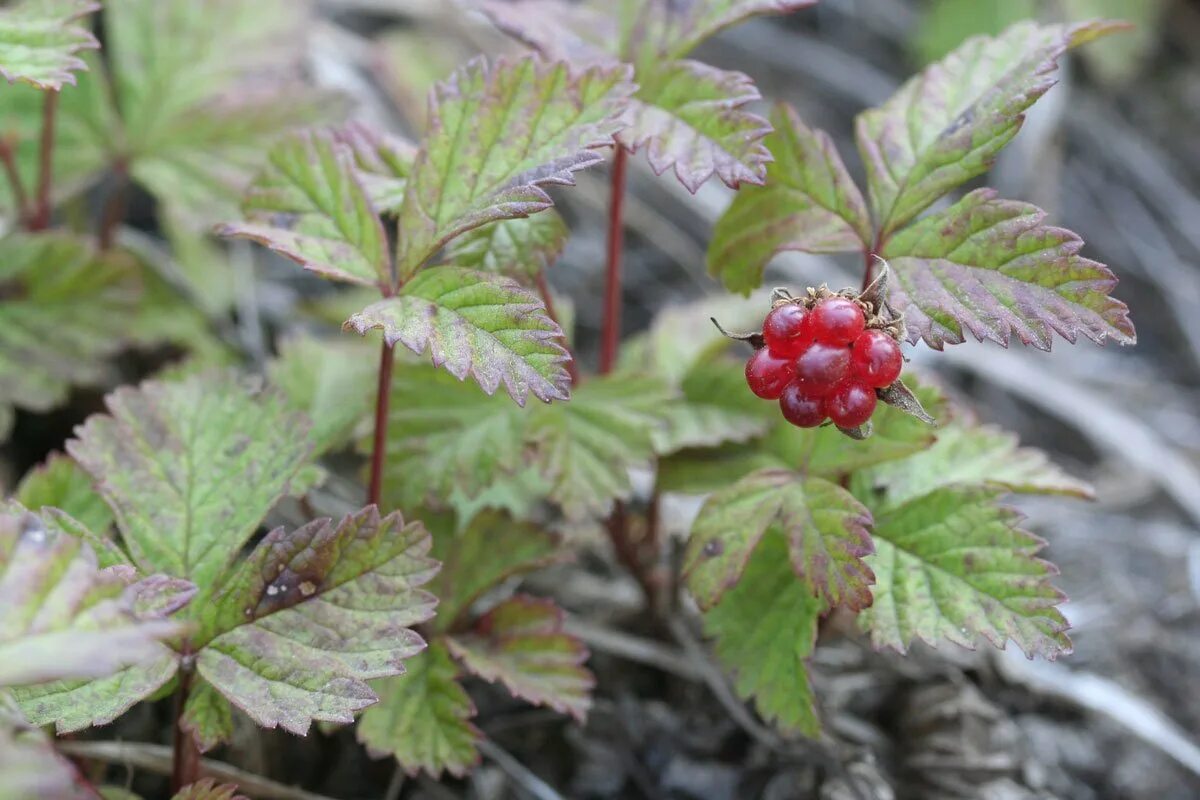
[171, 659, 200, 791]
[0, 137, 30, 222]
[97, 159, 129, 251]
[536, 269, 579, 384]
[367, 339, 396, 508]
[599, 146, 628, 375]
[29, 90, 58, 231]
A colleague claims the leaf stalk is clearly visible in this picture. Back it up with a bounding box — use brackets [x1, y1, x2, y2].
[599, 146, 628, 374]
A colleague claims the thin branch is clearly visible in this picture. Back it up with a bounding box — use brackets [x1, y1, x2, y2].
[0, 135, 31, 221]
[30, 90, 59, 230]
[599, 146, 628, 375]
[171, 662, 200, 791]
[367, 340, 396, 508]
[563, 617, 703, 680]
[477, 738, 566, 800]
[58, 741, 340, 800]
[98, 159, 130, 250]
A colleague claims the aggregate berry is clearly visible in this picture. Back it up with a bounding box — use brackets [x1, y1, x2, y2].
[826, 382, 877, 428]
[850, 329, 903, 387]
[809, 297, 865, 345]
[762, 304, 811, 357]
[793, 341, 850, 396]
[745, 347, 795, 399]
[779, 383, 825, 428]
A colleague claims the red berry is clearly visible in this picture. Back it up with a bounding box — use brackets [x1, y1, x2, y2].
[779, 383, 825, 428]
[825, 382, 877, 428]
[793, 342, 850, 396]
[762, 304, 811, 357]
[809, 297, 865, 345]
[745, 348, 795, 399]
[850, 330, 903, 387]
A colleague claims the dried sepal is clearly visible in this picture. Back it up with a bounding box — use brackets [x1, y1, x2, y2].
[877, 380, 936, 426]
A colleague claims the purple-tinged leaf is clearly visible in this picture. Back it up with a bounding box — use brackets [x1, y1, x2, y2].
[358, 642, 481, 779]
[709, 104, 872, 294]
[180, 678, 233, 753]
[447, 595, 592, 721]
[880, 188, 1135, 350]
[624, 0, 819, 62]
[0, 0, 99, 90]
[171, 779, 248, 800]
[216, 130, 391, 288]
[0, 696, 92, 800]
[442, 210, 569, 283]
[477, 0, 618, 64]
[195, 506, 437, 737]
[857, 20, 1126, 237]
[334, 123, 416, 215]
[702, 528, 822, 735]
[859, 487, 1071, 660]
[620, 60, 771, 192]
[15, 453, 112, 535]
[684, 469, 874, 612]
[345, 266, 572, 405]
[394, 55, 634, 279]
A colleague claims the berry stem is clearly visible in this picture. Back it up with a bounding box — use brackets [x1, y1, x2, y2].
[171, 648, 200, 792]
[0, 136, 31, 222]
[536, 268, 579, 384]
[367, 338, 395, 508]
[29, 90, 58, 231]
[599, 146, 627, 375]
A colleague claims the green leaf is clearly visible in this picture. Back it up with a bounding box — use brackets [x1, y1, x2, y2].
[179, 678, 234, 753]
[216, 130, 391, 288]
[447, 595, 591, 720]
[860, 487, 1070, 659]
[881, 188, 1135, 349]
[684, 469, 873, 612]
[709, 104, 872, 295]
[529, 373, 673, 518]
[0, 696, 89, 800]
[863, 422, 1092, 510]
[357, 642, 481, 779]
[702, 528, 821, 735]
[346, 266, 571, 405]
[620, 59, 771, 192]
[0, 509, 185, 688]
[335, 123, 416, 215]
[428, 511, 560, 633]
[653, 356, 769, 454]
[0, 233, 139, 431]
[442, 210, 569, 282]
[629, 0, 818, 62]
[67, 372, 315, 599]
[171, 780, 247, 800]
[0, 0, 99, 90]
[195, 507, 437, 737]
[393, 55, 633, 279]
[14, 453, 112, 534]
[269, 334, 376, 458]
[856, 19, 1124, 237]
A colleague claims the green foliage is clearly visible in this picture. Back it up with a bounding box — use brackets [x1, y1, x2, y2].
[269, 334, 376, 457]
[0, 695, 90, 800]
[171, 779, 247, 800]
[0, 0, 99, 90]
[14, 453, 112, 534]
[443, 211, 569, 283]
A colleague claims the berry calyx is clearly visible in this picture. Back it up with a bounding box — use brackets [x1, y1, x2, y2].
[826, 382, 877, 428]
[793, 342, 850, 396]
[850, 329, 903, 388]
[745, 347, 795, 399]
[762, 304, 811, 357]
[809, 297, 865, 345]
[779, 383, 825, 428]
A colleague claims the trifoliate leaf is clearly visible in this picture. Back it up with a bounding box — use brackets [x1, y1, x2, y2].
[0, 509, 185, 688]
[442, 211, 569, 283]
[358, 642, 481, 779]
[860, 487, 1070, 659]
[428, 512, 560, 633]
[107, 0, 347, 225]
[194, 507, 437, 737]
[702, 528, 821, 735]
[0, 233, 139, 433]
[216, 131, 391, 288]
[0, 697, 89, 800]
[653, 356, 769, 454]
[864, 422, 1093, 510]
[269, 334, 376, 458]
[529, 373, 674, 518]
[447, 595, 591, 720]
[394, 55, 633, 279]
[346, 266, 572, 405]
[67, 373, 314, 601]
[179, 678, 233, 753]
[881, 189, 1135, 350]
[709, 104, 872, 294]
[620, 59, 771, 192]
[684, 469, 873, 612]
[856, 20, 1124, 237]
[14, 453, 112, 534]
[171, 780, 247, 800]
[0, 0, 99, 90]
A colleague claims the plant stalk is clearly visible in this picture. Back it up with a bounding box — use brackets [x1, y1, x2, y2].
[0, 136, 30, 222]
[599, 146, 628, 375]
[97, 159, 129, 251]
[367, 339, 396, 508]
[536, 269, 579, 384]
[171, 660, 200, 791]
[30, 90, 58, 231]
